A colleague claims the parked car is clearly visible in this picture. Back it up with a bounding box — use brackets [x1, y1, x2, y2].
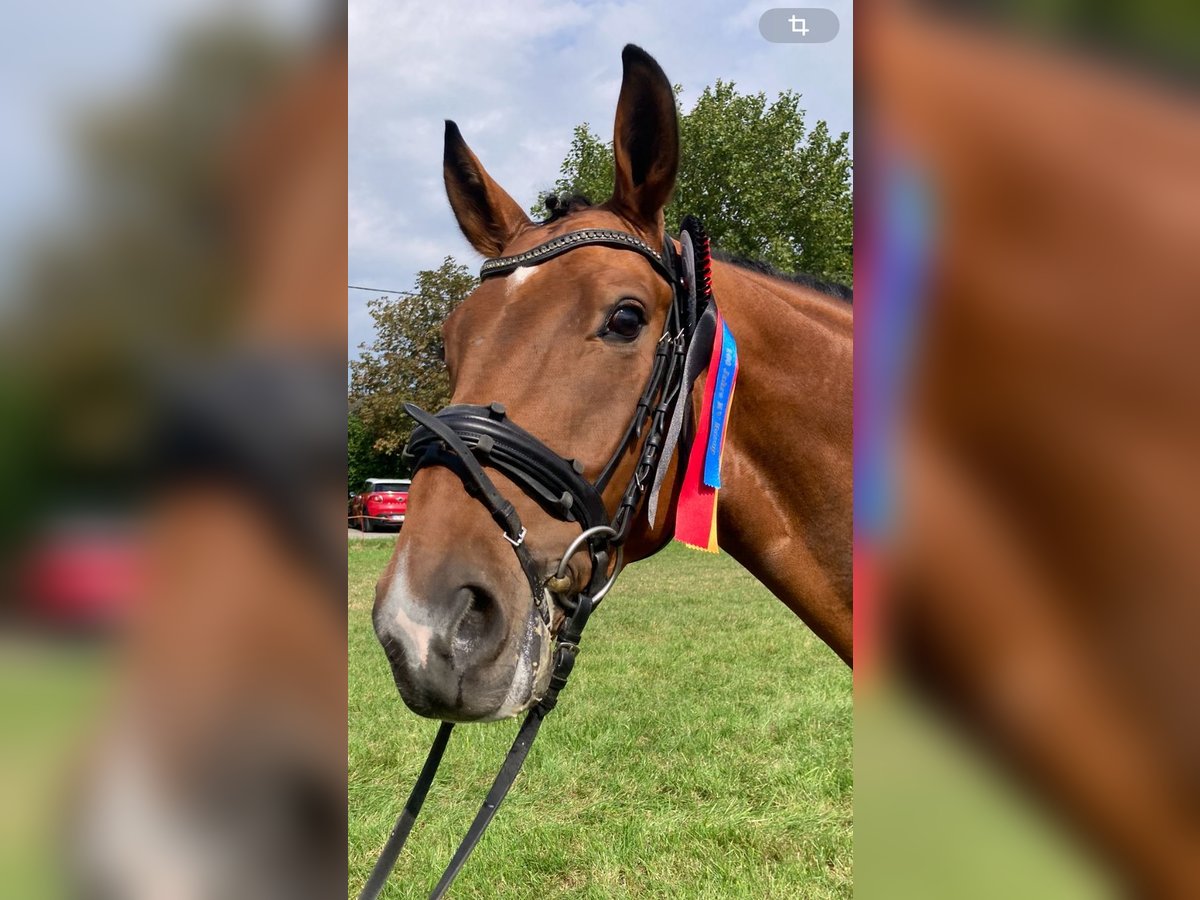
[349, 479, 411, 531]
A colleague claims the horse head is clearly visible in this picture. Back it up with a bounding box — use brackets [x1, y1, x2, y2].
[374, 46, 683, 721]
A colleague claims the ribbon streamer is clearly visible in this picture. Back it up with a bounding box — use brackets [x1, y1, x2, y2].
[674, 312, 738, 552]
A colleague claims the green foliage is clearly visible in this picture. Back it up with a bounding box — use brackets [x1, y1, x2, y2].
[5, 22, 289, 536]
[348, 258, 477, 456]
[347, 411, 406, 492]
[547, 122, 616, 211]
[542, 81, 853, 285]
[350, 540, 852, 897]
[350, 83, 852, 466]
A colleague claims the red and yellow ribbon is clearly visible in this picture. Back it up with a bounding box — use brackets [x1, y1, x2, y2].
[675, 312, 738, 552]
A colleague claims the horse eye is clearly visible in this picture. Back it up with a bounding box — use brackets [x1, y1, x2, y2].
[603, 304, 645, 340]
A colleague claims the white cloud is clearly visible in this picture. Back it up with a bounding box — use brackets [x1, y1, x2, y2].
[348, 0, 854, 356]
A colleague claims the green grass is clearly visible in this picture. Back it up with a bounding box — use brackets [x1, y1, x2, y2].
[855, 688, 1112, 899]
[349, 539, 852, 899]
[0, 639, 113, 898]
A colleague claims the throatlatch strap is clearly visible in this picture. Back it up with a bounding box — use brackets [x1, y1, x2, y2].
[647, 217, 716, 524]
[648, 304, 717, 524]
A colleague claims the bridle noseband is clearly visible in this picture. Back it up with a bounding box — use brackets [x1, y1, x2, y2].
[360, 221, 715, 900]
[405, 227, 696, 609]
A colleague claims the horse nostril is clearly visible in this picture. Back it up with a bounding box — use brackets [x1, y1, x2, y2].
[451, 584, 502, 658]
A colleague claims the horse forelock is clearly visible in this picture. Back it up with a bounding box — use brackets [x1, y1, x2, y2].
[538, 191, 595, 223]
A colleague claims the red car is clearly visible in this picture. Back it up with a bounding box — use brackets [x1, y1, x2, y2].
[349, 479, 411, 531]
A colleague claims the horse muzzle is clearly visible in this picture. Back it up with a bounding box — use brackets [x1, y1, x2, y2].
[374, 565, 554, 722]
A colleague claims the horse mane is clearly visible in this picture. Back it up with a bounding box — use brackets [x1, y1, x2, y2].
[712, 250, 853, 304]
[535, 191, 852, 303]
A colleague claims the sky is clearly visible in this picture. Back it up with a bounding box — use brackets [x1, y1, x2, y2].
[348, 0, 854, 358]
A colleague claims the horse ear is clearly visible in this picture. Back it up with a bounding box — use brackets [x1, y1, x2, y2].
[609, 45, 679, 235]
[443, 120, 532, 256]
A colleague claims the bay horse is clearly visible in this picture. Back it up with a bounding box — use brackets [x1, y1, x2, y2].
[66, 33, 348, 899]
[864, 5, 1200, 895]
[374, 45, 851, 732]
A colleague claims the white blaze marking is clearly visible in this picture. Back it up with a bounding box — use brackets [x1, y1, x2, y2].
[75, 727, 216, 900]
[506, 265, 538, 295]
[381, 554, 435, 668]
[380, 545, 554, 719]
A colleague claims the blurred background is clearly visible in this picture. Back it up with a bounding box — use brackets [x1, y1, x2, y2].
[4, 0, 1200, 897]
[0, 1, 346, 897]
[858, 1, 1200, 897]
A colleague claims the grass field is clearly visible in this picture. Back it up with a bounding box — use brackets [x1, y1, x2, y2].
[349, 538, 853, 899]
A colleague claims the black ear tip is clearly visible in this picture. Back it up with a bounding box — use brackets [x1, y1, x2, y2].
[620, 44, 669, 85]
[621, 44, 652, 68]
[444, 121, 467, 163]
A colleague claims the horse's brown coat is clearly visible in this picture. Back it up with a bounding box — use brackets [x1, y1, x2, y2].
[68, 40, 348, 897]
[868, 6, 1200, 893]
[379, 45, 852, 725]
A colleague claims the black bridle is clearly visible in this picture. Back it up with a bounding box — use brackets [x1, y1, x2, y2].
[359, 221, 715, 900]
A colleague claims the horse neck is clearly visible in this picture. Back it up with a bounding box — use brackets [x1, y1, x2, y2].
[710, 261, 854, 664]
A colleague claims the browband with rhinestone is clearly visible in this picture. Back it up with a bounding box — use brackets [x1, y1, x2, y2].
[479, 228, 674, 282]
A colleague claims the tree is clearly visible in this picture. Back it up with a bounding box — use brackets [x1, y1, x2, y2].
[542, 81, 853, 285]
[1, 21, 290, 545]
[348, 257, 477, 455]
[347, 410, 403, 492]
